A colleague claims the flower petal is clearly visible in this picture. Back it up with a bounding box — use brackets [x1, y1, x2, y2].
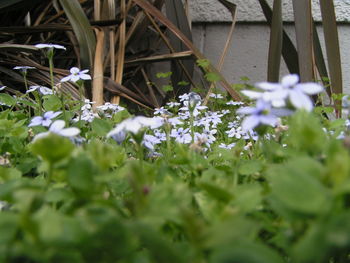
[289, 90, 313, 112]
[281, 74, 299, 87]
[255, 82, 282, 91]
[241, 115, 260, 131]
[60, 75, 71, 82]
[241, 90, 263, 99]
[49, 120, 65, 133]
[295, 83, 324, 95]
[59, 127, 81, 137]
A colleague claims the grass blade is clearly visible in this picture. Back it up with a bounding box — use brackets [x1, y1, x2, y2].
[292, 0, 314, 82]
[258, 0, 299, 75]
[267, 0, 282, 82]
[59, 0, 96, 69]
[319, 0, 342, 109]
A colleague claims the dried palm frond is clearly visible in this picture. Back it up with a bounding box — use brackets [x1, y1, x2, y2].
[0, 0, 241, 112]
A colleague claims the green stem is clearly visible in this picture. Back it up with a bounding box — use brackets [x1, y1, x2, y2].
[190, 111, 195, 143]
[23, 73, 28, 92]
[49, 58, 55, 89]
[33, 91, 42, 115]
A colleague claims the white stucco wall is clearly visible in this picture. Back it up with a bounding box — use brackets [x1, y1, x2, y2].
[189, 0, 350, 22]
[186, 0, 350, 93]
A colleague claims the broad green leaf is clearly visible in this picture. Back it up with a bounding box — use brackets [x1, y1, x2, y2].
[91, 118, 112, 137]
[30, 133, 74, 164]
[267, 157, 330, 215]
[43, 95, 62, 111]
[238, 160, 263, 176]
[67, 154, 95, 193]
[210, 241, 284, 263]
[0, 93, 16, 106]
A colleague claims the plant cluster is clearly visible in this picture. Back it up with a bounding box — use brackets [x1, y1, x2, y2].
[1, 43, 350, 263]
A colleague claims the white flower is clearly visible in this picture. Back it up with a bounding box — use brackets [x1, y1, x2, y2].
[33, 120, 80, 141]
[180, 101, 207, 117]
[13, 66, 35, 73]
[35, 43, 66, 50]
[226, 100, 244, 106]
[166, 101, 181, 108]
[143, 134, 162, 150]
[29, 111, 61, 127]
[154, 107, 171, 116]
[226, 127, 244, 139]
[107, 116, 164, 143]
[219, 143, 236, 150]
[61, 67, 91, 83]
[26, 85, 53, 95]
[170, 128, 192, 144]
[167, 117, 183, 126]
[0, 86, 6, 91]
[209, 93, 224, 99]
[243, 74, 324, 111]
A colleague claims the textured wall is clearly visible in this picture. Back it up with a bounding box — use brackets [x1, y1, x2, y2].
[191, 23, 350, 93]
[189, 0, 350, 22]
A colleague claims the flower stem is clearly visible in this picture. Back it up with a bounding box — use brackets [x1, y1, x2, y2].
[49, 58, 55, 89]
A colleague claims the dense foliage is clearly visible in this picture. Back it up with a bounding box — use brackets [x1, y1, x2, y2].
[1, 50, 350, 263]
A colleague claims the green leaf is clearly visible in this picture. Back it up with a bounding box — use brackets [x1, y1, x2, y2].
[210, 241, 284, 263]
[267, 157, 330, 215]
[238, 160, 263, 176]
[205, 72, 221, 83]
[30, 133, 74, 164]
[162, 84, 173, 92]
[0, 93, 16, 106]
[196, 59, 210, 69]
[156, 72, 172, 78]
[91, 118, 112, 137]
[67, 154, 95, 193]
[43, 95, 62, 111]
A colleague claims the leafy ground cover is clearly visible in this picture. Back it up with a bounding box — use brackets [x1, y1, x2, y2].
[1, 45, 350, 263]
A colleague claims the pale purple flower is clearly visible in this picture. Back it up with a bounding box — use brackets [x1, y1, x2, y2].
[153, 129, 167, 141]
[167, 117, 183, 126]
[226, 127, 244, 139]
[107, 116, 164, 142]
[29, 111, 61, 127]
[180, 101, 207, 117]
[33, 120, 80, 141]
[35, 43, 66, 50]
[13, 66, 35, 73]
[154, 107, 171, 116]
[166, 101, 181, 108]
[26, 85, 53, 95]
[61, 67, 91, 83]
[143, 134, 162, 150]
[0, 86, 6, 91]
[237, 100, 281, 131]
[209, 93, 224, 99]
[219, 143, 236, 150]
[243, 74, 324, 111]
[226, 100, 244, 106]
[170, 128, 192, 144]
